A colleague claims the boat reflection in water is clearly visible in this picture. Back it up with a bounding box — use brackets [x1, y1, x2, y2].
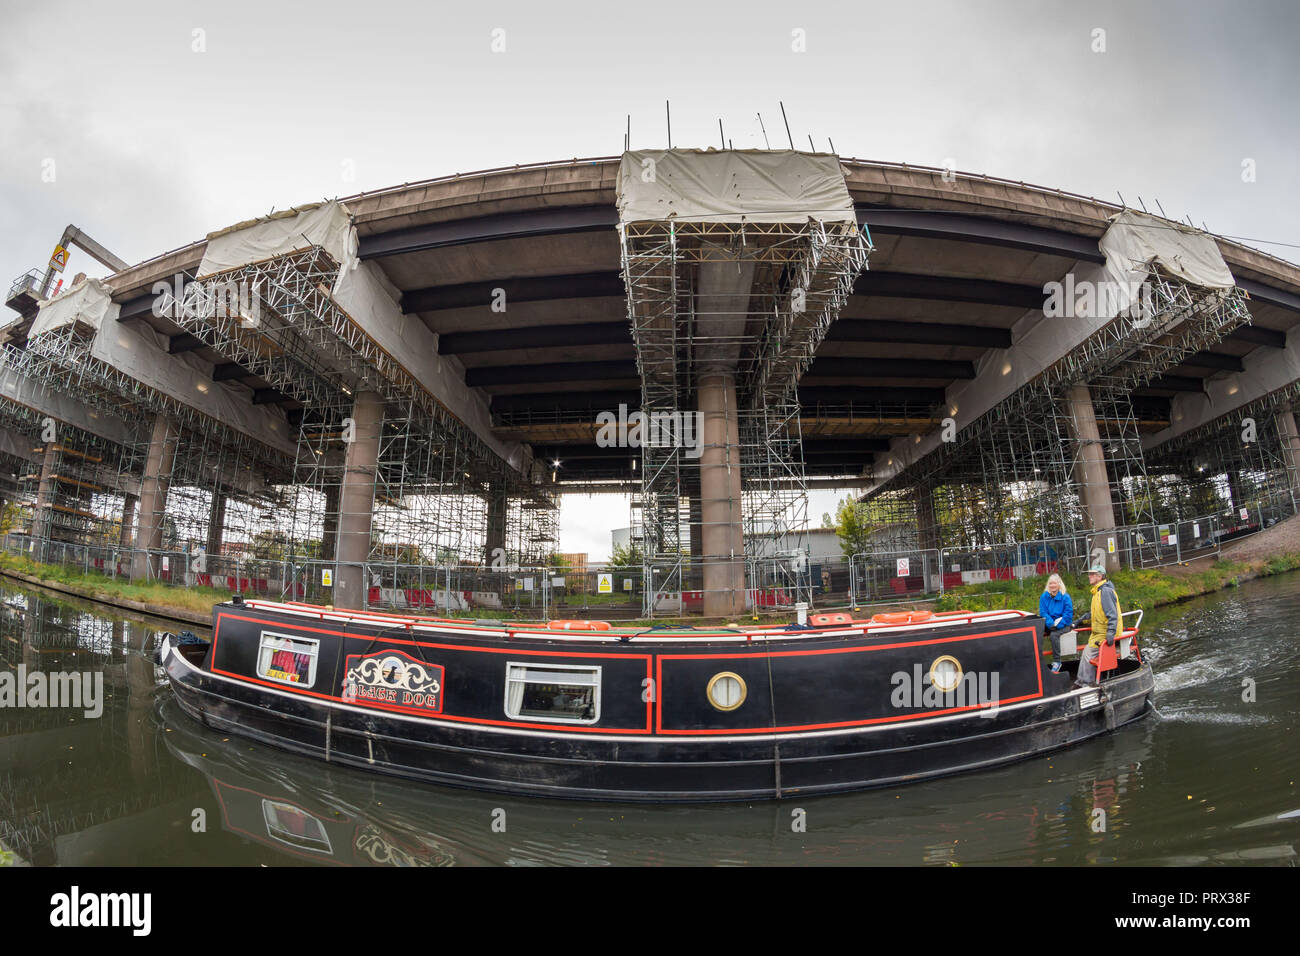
[161, 698, 460, 866]
[158, 693, 1163, 867]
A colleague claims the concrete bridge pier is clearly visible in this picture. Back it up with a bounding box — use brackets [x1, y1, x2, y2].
[132, 415, 179, 580]
[118, 494, 137, 550]
[1276, 409, 1300, 503]
[205, 492, 226, 559]
[1065, 385, 1120, 574]
[1225, 470, 1247, 518]
[484, 483, 507, 569]
[334, 390, 383, 610]
[693, 252, 754, 619]
[32, 441, 59, 561]
[699, 371, 746, 618]
[915, 482, 941, 590]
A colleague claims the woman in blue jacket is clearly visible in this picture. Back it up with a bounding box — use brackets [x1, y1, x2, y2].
[1038, 573, 1073, 673]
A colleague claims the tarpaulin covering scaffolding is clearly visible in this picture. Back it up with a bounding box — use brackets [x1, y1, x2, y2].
[861, 210, 1254, 570]
[617, 149, 869, 614]
[179, 203, 554, 601]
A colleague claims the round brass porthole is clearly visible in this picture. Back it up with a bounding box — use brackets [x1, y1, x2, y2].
[707, 672, 747, 711]
[929, 655, 963, 693]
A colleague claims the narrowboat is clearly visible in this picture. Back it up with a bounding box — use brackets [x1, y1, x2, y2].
[157, 598, 1155, 802]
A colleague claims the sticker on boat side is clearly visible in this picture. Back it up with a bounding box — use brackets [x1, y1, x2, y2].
[342, 650, 444, 713]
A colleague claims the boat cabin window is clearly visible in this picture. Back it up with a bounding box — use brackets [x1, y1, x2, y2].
[256, 632, 320, 688]
[505, 663, 601, 724]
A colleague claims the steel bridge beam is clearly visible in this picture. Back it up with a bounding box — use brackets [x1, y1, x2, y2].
[858, 207, 1105, 263]
[359, 206, 618, 261]
[402, 272, 624, 314]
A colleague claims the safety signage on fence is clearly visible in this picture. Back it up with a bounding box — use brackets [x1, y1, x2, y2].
[321, 568, 332, 586]
[598, 573, 612, 594]
[623, 578, 632, 591]
[1240, 508, 1249, 521]
[896, 558, 910, 577]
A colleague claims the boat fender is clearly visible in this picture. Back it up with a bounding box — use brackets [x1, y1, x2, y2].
[1104, 700, 1117, 732]
[152, 633, 172, 666]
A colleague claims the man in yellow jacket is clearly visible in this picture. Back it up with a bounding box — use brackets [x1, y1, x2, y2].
[1074, 563, 1122, 688]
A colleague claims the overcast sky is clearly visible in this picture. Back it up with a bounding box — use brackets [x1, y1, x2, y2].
[2, 0, 1296, 560]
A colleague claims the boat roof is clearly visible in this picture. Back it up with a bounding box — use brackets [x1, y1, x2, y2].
[227, 599, 1032, 644]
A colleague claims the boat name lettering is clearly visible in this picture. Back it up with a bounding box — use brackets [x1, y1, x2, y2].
[343, 652, 444, 713]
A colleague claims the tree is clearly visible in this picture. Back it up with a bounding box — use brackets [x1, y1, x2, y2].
[608, 541, 642, 595]
[830, 496, 873, 558]
[608, 541, 642, 568]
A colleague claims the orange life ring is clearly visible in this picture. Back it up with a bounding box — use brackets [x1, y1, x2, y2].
[870, 610, 933, 625]
[870, 612, 914, 624]
[546, 620, 611, 631]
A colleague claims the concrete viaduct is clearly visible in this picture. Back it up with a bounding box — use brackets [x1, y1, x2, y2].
[4, 153, 1299, 611]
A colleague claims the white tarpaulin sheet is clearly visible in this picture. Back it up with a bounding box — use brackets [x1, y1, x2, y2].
[1099, 209, 1235, 290]
[198, 202, 356, 279]
[193, 201, 526, 471]
[617, 149, 856, 224]
[28, 277, 115, 338]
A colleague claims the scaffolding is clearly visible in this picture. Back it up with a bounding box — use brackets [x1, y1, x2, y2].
[865, 264, 1254, 569]
[1145, 382, 1300, 526]
[619, 206, 870, 612]
[0, 238, 556, 608]
[163, 245, 555, 605]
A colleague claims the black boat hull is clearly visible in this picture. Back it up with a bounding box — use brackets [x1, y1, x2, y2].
[161, 603, 1155, 802]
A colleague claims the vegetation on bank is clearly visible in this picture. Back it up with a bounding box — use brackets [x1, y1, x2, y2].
[0, 553, 230, 617]
[932, 552, 1300, 614]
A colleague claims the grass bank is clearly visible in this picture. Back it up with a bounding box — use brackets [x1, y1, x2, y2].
[0, 552, 226, 624]
[4, 544, 1298, 630]
[0, 554, 775, 630]
[932, 551, 1300, 615]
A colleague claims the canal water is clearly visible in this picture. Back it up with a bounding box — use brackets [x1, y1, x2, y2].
[1, 575, 1295, 866]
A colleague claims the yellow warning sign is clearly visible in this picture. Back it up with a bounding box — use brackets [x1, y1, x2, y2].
[49, 245, 69, 273]
[321, 569, 333, 587]
[598, 573, 612, 594]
